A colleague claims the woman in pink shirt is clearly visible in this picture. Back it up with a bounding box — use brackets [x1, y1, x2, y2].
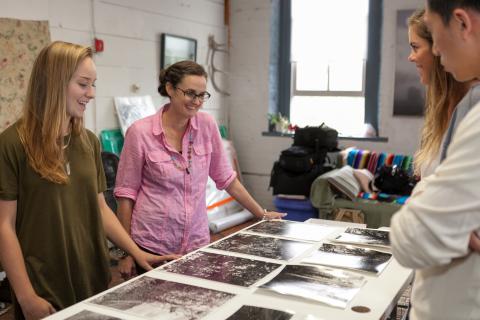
[114, 61, 285, 277]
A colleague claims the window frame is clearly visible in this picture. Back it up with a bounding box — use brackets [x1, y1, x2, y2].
[270, 0, 383, 135]
[292, 61, 366, 97]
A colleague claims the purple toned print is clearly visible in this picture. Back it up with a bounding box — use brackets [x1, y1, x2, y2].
[163, 251, 281, 287]
[210, 233, 313, 261]
[91, 276, 234, 319]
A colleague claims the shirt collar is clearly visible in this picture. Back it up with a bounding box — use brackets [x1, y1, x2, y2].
[152, 103, 199, 136]
[152, 105, 165, 136]
[190, 112, 199, 131]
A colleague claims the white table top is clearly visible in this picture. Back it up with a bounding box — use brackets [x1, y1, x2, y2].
[46, 219, 413, 320]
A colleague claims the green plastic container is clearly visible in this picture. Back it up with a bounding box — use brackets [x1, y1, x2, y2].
[100, 129, 124, 156]
[219, 125, 228, 139]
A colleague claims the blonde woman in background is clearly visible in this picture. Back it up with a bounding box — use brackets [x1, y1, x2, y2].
[407, 9, 476, 177]
[0, 41, 177, 320]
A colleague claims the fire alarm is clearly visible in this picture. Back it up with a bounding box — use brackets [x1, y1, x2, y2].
[94, 38, 104, 52]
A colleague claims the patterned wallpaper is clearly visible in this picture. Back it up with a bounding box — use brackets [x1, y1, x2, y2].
[0, 18, 50, 133]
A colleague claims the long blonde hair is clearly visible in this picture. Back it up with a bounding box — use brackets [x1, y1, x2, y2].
[408, 9, 469, 175]
[18, 41, 92, 184]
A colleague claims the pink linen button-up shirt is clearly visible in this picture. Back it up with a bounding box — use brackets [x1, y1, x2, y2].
[114, 105, 236, 255]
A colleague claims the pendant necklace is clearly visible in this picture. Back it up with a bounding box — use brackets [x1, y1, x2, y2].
[65, 161, 71, 176]
[63, 133, 72, 175]
[170, 130, 193, 174]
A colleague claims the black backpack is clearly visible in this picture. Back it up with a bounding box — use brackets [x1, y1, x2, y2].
[293, 123, 338, 151]
[269, 161, 327, 197]
[279, 146, 327, 174]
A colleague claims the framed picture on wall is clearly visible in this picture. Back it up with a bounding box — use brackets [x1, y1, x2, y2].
[393, 9, 425, 116]
[160, 33, 197, 69]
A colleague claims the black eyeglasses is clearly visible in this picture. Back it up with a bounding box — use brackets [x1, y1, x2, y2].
[175, 87, 211, 102]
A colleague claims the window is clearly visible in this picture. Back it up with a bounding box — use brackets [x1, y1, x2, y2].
[271, 0, 382, 137]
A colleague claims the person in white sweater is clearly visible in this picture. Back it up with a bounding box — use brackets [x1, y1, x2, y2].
[390, 1, 480, 319]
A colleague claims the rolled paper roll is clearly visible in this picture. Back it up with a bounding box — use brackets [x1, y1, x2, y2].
[208, 209, 254, 234]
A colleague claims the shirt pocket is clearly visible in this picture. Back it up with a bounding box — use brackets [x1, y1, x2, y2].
[145, 150, 172, 180]
[192, 143, 212, 195]
[193, 143, 212, 170]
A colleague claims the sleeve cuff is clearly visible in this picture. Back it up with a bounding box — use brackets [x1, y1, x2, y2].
[113, 187, 138, 202]
[0, 192, 18, 201]
[215, 171, 237, 190]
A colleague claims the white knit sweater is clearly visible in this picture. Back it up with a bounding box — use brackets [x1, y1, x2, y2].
[391, 100, 480, 320]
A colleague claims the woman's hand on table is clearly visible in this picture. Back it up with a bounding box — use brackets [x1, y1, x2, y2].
[263, 210, 287, 220]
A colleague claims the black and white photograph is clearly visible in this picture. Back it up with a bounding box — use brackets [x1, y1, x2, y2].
[260, 264, 365, 309]
[90, 276, 234, 320]
[65, 310, 123, 320]
[302, 243, 392, 274]
[209, 233, 313, 261]
[245, 220, 335, 242]
[226, 305, 293, 320]
[163, 251, 281, 287]
[334, 227, 391, 247]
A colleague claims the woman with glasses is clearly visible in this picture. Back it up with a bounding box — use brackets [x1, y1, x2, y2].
[114, 60, 286, 278]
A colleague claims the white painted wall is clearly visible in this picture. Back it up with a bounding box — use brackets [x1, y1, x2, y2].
[1, 0, 228, 133]
[2, 0, 427, 209]
[228, 0, 425, 209]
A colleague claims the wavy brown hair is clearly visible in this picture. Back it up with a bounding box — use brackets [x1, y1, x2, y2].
[408, 9, 469, 175]
[158, 60, 208, 97]
[18, 41, 92, 184]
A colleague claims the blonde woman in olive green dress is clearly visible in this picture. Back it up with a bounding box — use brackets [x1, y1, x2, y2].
[0, 41, 178, 320]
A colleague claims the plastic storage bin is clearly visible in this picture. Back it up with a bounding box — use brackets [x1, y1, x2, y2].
[273, 196, 317, 222]
[100, 129, 124, 156]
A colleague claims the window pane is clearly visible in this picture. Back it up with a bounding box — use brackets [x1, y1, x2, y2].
[291, 0, 368, 63]
[296, 61, 328, 91]
[290, 96, 365, 137]
[329, 60, 364, 91]
[290, 0, 369, 135]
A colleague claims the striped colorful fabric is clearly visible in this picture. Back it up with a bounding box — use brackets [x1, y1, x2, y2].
[347, 149, 358, 167]
[385, 153, 395, 166]
[392, 154, 404, 167]
[342, 148, 414, 203]
[402, 155, 413, 172]
[346, 149, 413, 174]
[353, 149, 364, 168]
[376, 152, 386, 171]
[359, 150, 371, 169]
[367, 152, 378, 173]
